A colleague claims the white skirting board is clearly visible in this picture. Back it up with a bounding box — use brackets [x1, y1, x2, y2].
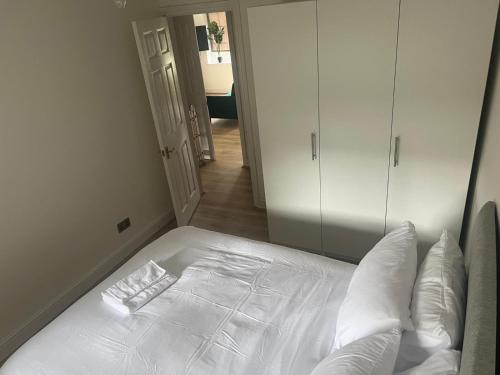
[0, 210, 176, 363]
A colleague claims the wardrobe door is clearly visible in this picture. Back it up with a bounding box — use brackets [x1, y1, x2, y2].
[248, 1, 321, 251]
[318, 0, 400, 261]
[386, 0, 498, 252]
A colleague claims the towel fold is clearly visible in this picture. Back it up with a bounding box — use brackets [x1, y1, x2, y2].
[102, 260, 177, 314]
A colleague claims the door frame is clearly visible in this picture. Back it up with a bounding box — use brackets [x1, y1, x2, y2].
[159, 0, 268, 208]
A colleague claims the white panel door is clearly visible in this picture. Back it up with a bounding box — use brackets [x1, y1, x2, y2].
[133, 18, 201, 226]
[318, 0, 400, 261]
[172, 16, 215, 160]
[386, 0, 498, 252]
[248, 2, 321, 251]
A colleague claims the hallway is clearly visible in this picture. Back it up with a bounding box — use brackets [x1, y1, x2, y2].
[189, 119, 268, 242]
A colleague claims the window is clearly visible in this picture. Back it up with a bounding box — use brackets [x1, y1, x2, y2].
[207, 12, 230, 52]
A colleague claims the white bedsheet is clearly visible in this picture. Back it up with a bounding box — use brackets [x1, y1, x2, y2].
[1, 227, 356, 375]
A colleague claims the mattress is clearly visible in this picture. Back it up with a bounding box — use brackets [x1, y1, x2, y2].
[0, 227, 356, 375]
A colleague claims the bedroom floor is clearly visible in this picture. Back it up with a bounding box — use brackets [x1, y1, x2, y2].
[189, 119, 269, 242]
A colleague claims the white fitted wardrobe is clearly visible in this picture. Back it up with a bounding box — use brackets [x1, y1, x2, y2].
[248, 0, 498, 261]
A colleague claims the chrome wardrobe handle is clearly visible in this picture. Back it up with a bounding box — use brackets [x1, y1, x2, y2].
[393, 136, 400, 167]
[311, 132, 317, 160]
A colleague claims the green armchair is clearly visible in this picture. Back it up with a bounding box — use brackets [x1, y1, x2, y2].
[206, 84, 238, 120]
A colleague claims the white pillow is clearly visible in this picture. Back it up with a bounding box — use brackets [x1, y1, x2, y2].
[311, 329, 401, 375]
[395, 349, 461, 375]
[395, 230, 466, 370]
[334, 222, 417, 349]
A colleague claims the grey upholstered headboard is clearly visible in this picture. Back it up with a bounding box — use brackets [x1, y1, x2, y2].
[461, 201, 497, 375]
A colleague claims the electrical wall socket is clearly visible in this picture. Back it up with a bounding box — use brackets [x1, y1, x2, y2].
[117, 217, 131, 233]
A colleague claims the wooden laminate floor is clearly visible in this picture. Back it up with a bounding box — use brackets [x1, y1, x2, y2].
[189, 118, 269, 242]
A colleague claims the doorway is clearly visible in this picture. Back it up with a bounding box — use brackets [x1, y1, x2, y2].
[172, 12, 268, 241]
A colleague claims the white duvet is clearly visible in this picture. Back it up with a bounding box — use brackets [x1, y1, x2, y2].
[1, 227, 356, 375]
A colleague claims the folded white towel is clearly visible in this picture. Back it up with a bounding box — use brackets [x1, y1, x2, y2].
[102, 261, 177, 314]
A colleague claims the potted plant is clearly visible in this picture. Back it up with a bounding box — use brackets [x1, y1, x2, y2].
[207, 21, 225, 63]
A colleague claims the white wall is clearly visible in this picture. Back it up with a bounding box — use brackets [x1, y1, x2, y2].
[464, 27, 500, 249]
[0, 0, 173, 357]
[193, 13, 234, 94]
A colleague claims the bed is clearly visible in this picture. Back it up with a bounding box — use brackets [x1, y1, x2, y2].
[0, 202, 497, 374]
[0, 227, 356, 375]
